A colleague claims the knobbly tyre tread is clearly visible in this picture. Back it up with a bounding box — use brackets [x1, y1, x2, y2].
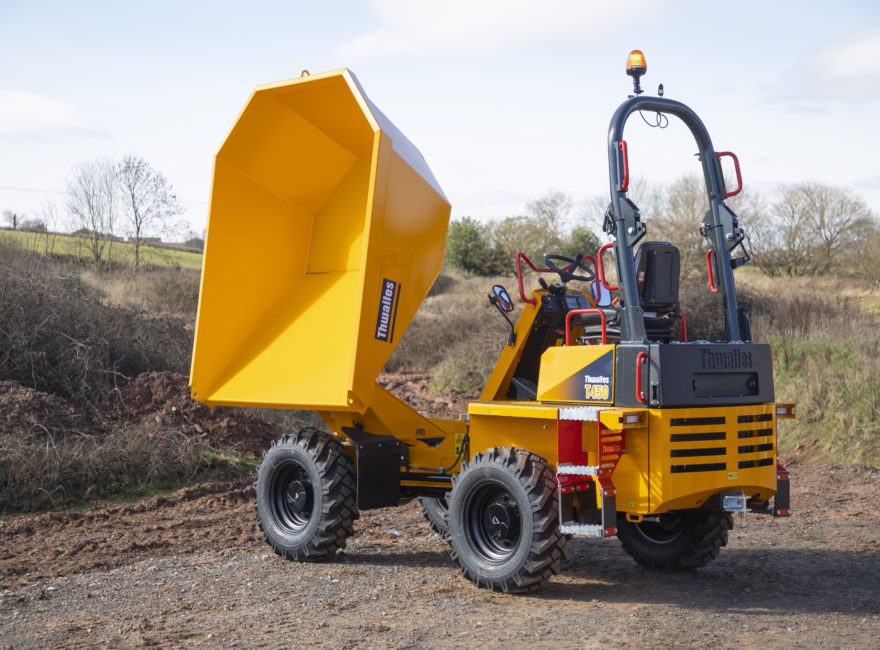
[254, 427, 358, 561]
[449, 447, 566, 593]
[418, 496, 450, 539]
[616, 511, 733, 571]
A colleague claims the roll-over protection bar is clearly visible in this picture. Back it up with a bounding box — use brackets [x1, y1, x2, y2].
[606, 96, 746, 343]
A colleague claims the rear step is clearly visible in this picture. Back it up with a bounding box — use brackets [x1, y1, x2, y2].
[556, 464, 617, 538]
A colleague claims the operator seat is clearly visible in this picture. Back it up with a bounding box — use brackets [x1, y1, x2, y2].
[579, 241, 681, 344]
[635, 241, 681, 343]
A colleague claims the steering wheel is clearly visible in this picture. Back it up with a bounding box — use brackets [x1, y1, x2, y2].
[543, 253, 595, 283]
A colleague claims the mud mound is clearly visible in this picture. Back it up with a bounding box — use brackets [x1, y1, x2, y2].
[378, 372, 469, 419]
[117, 372, 277, 456]
[0, 380, 95, 440]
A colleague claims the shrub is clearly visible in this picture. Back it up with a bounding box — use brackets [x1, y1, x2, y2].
[0, 242, 191, 412]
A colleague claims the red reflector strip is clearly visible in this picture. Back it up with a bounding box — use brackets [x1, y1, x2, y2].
[603, 527, 618, 537]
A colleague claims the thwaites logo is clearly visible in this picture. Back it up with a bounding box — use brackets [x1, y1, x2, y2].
[701, 348, 753, 370]
[375, 278, 401, 343]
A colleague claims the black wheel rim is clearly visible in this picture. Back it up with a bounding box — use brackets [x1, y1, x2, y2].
[464, 481, 522, 563]
[270, 460, 315, 533]
[634, 514, 686, 545]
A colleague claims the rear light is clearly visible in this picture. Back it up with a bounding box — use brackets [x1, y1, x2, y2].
[622, 413, 642, 425]
[774, 508, 790, 518]
[603, 526, 618, 537]
[775, 403, 796, 418]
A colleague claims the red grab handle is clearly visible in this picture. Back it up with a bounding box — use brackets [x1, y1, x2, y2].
[678, 310, 688, 342]
[597, 242, 619, 291]
[716, 151, 742, 198]
[705, 249, 718, 294]
[635, 351, 647, 404]
[619, 140, 629, 192]
[564, 308, 607, 346]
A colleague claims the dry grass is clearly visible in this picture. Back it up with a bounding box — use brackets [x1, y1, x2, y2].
[81, 267, 201, 319]
[0, 422, 213, 512]
[387, 270, 515, 394]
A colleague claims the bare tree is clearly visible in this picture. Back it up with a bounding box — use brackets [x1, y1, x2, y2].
[649, 175, 708, 279]
[38, 201, 61, 256]
[2, 210, 21, 230]
[117, 156, 183, 269]
[67, 159, 118, 265]
[746, 182, 873, 276]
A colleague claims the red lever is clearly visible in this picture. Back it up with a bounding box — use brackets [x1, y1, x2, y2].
[635, 351, 647, 404]
[716, 151, 742, 198]
[678, 310, 688, 342]
[597, 243, 619, 291]
[619, 140, 629, 192]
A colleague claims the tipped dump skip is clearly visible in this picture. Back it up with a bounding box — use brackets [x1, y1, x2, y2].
[190, 69, 450, 412]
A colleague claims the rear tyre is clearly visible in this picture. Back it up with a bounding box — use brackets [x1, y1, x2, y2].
[418, 496, 450, 538]
[255, 428, 358, 561]
[448, 447, 566, 593]
[616, 510, 732, 571]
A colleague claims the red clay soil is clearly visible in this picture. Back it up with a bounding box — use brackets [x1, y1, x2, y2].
[116, 372, 277, 456]
[0, 380, 96, 439]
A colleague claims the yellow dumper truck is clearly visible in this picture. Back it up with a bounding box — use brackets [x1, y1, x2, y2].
[191, 52, 792, 592]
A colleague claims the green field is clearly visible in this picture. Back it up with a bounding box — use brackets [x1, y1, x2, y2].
[0, 229, 203, 269]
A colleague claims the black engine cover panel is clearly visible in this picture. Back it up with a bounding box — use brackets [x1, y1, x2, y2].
[647, 342, 774, 407]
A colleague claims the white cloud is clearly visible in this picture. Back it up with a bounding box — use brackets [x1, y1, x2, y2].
[0, 90, 96, 137]
[811, 26, 880, 98]
[339, 0, 658, 59]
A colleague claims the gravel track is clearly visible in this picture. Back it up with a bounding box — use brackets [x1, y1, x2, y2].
[1, 463, 878, 649]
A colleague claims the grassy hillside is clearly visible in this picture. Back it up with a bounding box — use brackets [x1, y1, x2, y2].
[0, 229, 202, 269]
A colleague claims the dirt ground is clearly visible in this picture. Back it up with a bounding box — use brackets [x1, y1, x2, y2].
[0, 462, 878, 649]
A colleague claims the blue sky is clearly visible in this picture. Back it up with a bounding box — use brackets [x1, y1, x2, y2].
[1, 1, 878, 235]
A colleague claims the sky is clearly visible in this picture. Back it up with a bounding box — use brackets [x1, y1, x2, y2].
[1, 0, 879, 237]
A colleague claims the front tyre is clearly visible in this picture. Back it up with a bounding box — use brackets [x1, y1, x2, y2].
[616, 510, 732, 571]
[448, 447, 566, 592]
[255, 428, 358, 561]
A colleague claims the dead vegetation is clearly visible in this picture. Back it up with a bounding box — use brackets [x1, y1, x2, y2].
[0, 242, 270, 512]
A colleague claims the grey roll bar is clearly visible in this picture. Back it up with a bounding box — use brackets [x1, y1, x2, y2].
[605, 95, 745, 343]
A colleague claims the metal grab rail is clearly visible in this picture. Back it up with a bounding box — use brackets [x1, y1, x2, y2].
[596, 243, 619, 291]
[564, 308, 608, 346]
[705, 249, 718, 294]
[716, 151, 742, 198]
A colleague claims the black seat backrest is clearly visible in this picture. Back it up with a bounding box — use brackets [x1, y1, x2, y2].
[634, 242, 680, 312]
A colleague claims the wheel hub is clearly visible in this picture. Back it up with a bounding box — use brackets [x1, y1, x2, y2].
[271, 461, 315, 533]
[484, 498, 519, 543]
[285, 480, 309, 513]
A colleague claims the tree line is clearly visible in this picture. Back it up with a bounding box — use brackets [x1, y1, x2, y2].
[446, 179, 877, 282]
[3, 156, 194, 269]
